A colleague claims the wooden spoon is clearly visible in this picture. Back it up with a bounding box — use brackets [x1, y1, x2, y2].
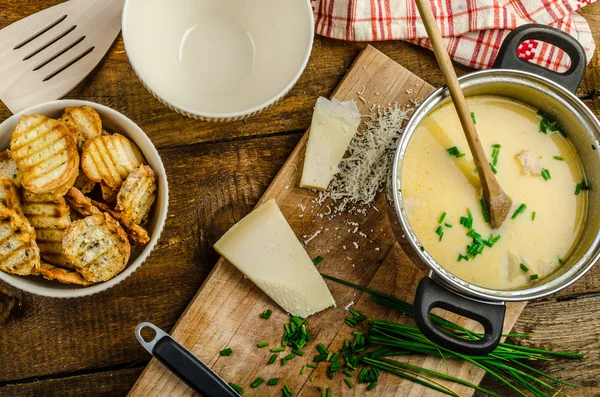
[414, 0, 512, 229]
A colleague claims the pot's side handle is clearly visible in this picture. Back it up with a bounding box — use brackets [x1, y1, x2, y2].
[493, 24, 586, 94]
[414, 277, 506, 356]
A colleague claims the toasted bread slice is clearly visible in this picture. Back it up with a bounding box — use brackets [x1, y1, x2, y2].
[63, 212, 130, 282]
[0, 150, 22, 187]
[61, 106, 102, 150]
[73, 172, 96, 194]
[92, 200, 150, 245]
[0, 204, 40, 275]
[10, 115, 79, 196]
[0, 176, 21, 214]
[81, 134, 144, 190]
[31, 261, 92, 286]
[22, 191, 72, 268]
[116, 165, 156, 226]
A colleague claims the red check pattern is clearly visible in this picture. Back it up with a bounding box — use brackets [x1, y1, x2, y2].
[311, 0, 596, 71]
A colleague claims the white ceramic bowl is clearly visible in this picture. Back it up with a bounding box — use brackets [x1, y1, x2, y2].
[122, 0, 314, 122]
[0, 100, 168, 298]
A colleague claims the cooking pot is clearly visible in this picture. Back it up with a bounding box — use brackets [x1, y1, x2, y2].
[388, 24, 600, 355]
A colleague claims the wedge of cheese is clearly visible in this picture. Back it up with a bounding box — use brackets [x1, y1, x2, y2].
[214, 198, 335, 318]
[300, 97, 361, 190]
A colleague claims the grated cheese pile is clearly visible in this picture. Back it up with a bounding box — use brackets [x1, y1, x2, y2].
[317, 105, 411, 211]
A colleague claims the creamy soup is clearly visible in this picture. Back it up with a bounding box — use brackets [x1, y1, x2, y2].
[401, 96, 587, 290]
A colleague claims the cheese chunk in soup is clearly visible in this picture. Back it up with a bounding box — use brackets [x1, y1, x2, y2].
[401, 96, 587, 290]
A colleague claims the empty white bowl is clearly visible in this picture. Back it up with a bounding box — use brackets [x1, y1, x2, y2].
[122, 0, 314, 121]
[0, 100, 168, 298]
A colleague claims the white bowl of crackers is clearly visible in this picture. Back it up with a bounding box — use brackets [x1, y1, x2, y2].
[0, 100, 168, 298]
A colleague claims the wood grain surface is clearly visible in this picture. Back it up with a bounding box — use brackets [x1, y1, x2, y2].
[0, 1, 599, 396]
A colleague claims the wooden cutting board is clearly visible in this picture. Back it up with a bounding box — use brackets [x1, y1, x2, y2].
[129, 45, 527, 397]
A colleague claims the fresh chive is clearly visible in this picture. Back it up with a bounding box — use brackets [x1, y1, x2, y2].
[282, 385, 292, 397]
[326, 351, 333, 361]
[438, 212, 447, 223]
[284, 353, 295, 361]
[471, 112, 476, 124]
[520, 263, 529, 272]
[435, 226, 444, 241]
[446, 146, 466, 158]
[256, 341, 269, 348]
[344, 378, 354, 389]
[511, 203, 527, 219]
[270, 347, 284, 352]
[575, 179, 589, 195]
[492, 144, 501, 148]
[220, 348, 232, 356]
[326, 388, 332, 397]
[444, 222, 452, 228]
[268, 354, 277, 365]
[267, 378, 279, 386]
[553, 156, 564, 161]
[316, 343, 328, 355]
[330, 353, 340, 362]
[367, 381, 377, 391]
[229, 383, 244, 394]
[457, 254, 469, 262]
[344, 369, 355, 377]
[281, 358, 287, 366]
[292, 348, 304, 356]
[314, 354, 327, 362]
[489, 162, 498, 174]
[531, 211, 536, 221]
[530, 274, 539, 281]
[300, 364, 307, 375]
[250, 378, 264, 388]
[261, 309, 273, 319]
[541, 168, 551, 181]
[307, 363, 318, 368]
[312, 256, 324, 265]
[480, 199, 490, 223]
[558, 257, 565, 265]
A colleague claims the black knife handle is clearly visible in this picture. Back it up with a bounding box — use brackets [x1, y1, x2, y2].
[135, 322, 239, 397]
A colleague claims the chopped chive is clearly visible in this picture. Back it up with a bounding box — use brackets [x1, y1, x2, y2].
[250, 378, 264, 388]
[220, 348, 232, 356]
[316, 343, 328, 355]
[284, 353, 295, 360]
[444, 222, 452, 228]
[312, 256, 324, 265]
[541, 168, 551, 181]
[330, 353, 340, 362]
[256, 341, 269, 348]
[530, 274, 539, 281]
[492, 144, 501, 148]
[229, 383, 244, 394]
[270, 347, 284, 352]
[457, 254, 469, 262]
[281, 358, 287, 366]
[314, 354, 327, 362]
[471, 112, 476, 124]
[435, 226, 444, 241]
[532, 211, 536, 221]
[344, 369, 355, 377]
[282, 385, 292, 397]
[558, 257, 565, 265]
[260, 309, 273, 319]
[438, 211, 447, 223]
[309, 376, 315, 382]
[511, 203, 527, 219]
[292, 348, 304, 356]
[446, 146, 466, 158]
[367, 381, 377, 391]
[575, 179, 589, 195]
[307, 363, 318, 368]
[554, 156, 564, 161]
[326, 388, 332, 397]
[267, 378, 279, 386]
[268, 354, 277, 365]
[520, 263, 529, 272]
[300, 364, 307, 375]
[489, 162, 497, 174]
[344, 378, 354, 389]
[326, 351, 333, 361]
[480, 199, 490, 223]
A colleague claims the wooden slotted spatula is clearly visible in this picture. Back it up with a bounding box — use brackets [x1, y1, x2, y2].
[414, 0, 513, 229]
[0, 0, 124, 114]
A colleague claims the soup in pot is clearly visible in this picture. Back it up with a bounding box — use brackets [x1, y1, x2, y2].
[401, 96, 588, 290]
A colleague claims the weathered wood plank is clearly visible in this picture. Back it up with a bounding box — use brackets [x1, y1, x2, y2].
[0, 133, 300, 382]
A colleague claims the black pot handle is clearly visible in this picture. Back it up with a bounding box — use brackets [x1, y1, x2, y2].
[135, 322, 240, 397]
[493, 24, 586, 94]
[414, 277, 506, 356]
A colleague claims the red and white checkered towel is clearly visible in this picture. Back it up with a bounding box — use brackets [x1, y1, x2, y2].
[311, 0, 596, 72]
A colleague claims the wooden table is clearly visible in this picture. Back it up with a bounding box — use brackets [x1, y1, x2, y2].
[1, 2, 599, 396]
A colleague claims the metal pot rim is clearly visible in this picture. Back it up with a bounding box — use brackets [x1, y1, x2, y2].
[392, 68, 600, 302]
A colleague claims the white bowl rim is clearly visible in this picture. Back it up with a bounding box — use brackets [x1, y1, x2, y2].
[0, 99, 169, 298]
[121, 0, 315, 120]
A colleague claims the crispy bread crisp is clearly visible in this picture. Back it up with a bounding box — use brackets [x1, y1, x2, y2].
[10, 115, 79, 196]
[61, 106, 102, 150]
[31, 261, 91, 286]
[22, 191, 72, 268]
[63, 213, 130, 283]
[0, 176, 21, 214]
[116, 165, 156, 226]
[81, 134, 144, 190]
[0, 150, 22, 187]
[100, 181, 118, 205]
[0, 204, 40, 275]
[73, 172, 96, 195]
[66, 187, 149, 245]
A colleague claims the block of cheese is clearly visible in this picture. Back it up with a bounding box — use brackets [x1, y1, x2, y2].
[214, 198, 335, 318]
[300, 97, 361, 190]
